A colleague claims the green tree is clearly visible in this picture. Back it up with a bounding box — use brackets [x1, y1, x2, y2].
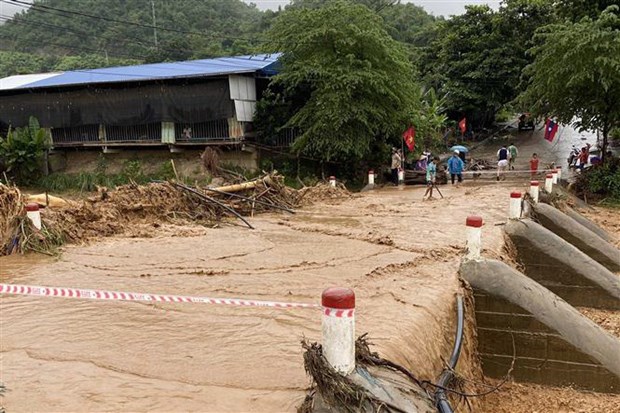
[265, 0, 418, 163]
[520, 6, 620, 161]
[0, 51, 50, 78]
[418, 1, 555, 127]
[0, 117, 51, 184]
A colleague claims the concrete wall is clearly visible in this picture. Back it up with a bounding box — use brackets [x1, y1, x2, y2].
[47, 146, 258, 177]
[461, 259, 620, 393]
[505, 219, 620, 310]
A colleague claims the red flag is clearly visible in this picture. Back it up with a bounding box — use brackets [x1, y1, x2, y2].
[544, 118, 558, 142]
[459, 118, 467, 135]
[402, 126, 415, 152]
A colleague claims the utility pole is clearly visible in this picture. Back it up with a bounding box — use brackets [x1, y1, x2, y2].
[151, 0, 158, 49]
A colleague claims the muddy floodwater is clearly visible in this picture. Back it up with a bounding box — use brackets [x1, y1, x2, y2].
[2, 126, 619, 412]
[1, 180, 518, 412]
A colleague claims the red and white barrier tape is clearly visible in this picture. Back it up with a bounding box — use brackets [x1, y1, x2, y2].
[464, 169, 556, 175]
[0, 283, 320, 310]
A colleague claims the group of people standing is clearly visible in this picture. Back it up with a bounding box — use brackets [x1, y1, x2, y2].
[496, 142, 519, 180]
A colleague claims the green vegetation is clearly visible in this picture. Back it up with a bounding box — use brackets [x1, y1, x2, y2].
[265, 0, 416, 164]
[0, 117, 50, 184]
[576, 158, 620, 204]
[520, 6, 620, 162]
[38, 159, 202, 193]
[0, 0, 266, 77]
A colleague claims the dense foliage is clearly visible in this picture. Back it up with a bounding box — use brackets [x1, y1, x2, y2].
[0, 117, 51, 184]
[264, 0, 417, 163]
[520, 6, 620, 160]
[0, 0, 266, 76]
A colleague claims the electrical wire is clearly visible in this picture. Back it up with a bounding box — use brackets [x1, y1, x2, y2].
[4, 0, 263, 43]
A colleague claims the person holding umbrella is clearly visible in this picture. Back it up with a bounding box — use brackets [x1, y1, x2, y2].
[448, 150, 465, 187]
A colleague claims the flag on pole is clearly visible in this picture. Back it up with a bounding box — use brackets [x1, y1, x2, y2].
[403, 126, 415, 152]
[459, 118, 467, 135]
[544, 118, 559, 142]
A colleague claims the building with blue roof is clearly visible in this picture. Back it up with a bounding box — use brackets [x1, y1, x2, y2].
[0, 54, 280, 149]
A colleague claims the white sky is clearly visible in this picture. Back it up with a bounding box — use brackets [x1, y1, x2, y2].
[245, 0, 502, 16]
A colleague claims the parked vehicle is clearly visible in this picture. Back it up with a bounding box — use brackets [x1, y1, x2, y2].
[518, 113, 535, 131]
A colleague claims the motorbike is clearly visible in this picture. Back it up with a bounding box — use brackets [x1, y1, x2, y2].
[567, 146, 580, 168]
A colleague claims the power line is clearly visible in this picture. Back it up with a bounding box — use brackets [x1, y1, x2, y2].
[4, 0, 262, 43]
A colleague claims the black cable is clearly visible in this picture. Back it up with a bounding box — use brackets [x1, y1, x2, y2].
[5, 0, 263, 43]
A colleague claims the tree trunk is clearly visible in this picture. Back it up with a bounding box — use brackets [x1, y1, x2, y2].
[602, 124, 609, 163]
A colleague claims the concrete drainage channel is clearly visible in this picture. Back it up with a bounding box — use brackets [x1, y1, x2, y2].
[302, 176, 619, 412]
[460, 182, 620, 396]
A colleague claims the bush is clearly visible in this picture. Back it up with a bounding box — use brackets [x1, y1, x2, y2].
[0, 117, 50, 184]
[575, 158, 620, 203]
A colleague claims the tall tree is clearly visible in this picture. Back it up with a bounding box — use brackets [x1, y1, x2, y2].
[418, 1, 555, 127]
[265, 0, 417, 162]
[520, 6, 620, 161]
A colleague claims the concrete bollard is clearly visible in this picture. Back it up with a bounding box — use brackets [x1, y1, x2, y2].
[25, 203, 42, 230]
[545, 174, 553, 193]
[398, 168, 404, 185]
[530, 181, 540, 203]
[552, 169, 559, 184]
[368, 170, 375, 186]
[509, 191, 522, 219]
[556, 166, 562, 180]
[322, 287, 355, 375]
[465, 216, 483, 260]
[329, 176, 336, 187]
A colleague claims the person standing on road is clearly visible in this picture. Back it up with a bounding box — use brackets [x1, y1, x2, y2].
[423, 157, 439, 200]
[448, 150, 465, 187]
[529, 153, 539, 178]
[508, 142, 518, 170]
[497, 145, 509, 181]
[391, 148, 401, 185]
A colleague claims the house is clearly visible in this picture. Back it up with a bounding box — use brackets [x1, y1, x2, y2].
[0, 54, 279, 150]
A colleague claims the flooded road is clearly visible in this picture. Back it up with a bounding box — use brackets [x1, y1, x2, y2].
[1, 123, 615, 412]
[1, 180, 518, 412]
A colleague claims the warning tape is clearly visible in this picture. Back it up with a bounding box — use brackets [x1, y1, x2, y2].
[463, 168, 556, 175]
[0, 283, 321, 311]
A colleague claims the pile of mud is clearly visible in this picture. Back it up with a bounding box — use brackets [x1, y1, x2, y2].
[296, 183, 354, 206]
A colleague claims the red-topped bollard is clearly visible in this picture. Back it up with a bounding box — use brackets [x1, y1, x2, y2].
[530, 181, 540, 203]
[509, 191, 522, 219]
[25, 203, 42, 230]
[329, 176, 336, 187]
[556, 166, 562, 180]
[465, 216, 483, 260]
[322, 287, 355, 375]
[552, 169, 559, 184]
[545, 173, 554, 193]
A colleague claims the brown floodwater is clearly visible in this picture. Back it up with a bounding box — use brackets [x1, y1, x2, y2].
[0, 182, 518, 412]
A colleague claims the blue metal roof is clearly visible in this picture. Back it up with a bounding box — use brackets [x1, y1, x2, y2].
[3, 54, 279, 91]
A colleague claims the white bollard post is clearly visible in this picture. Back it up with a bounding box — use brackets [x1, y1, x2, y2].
[368, 170, 375, 186]
[398, 168, 404, 185]
[25, 203, 42, 230]
[465, 216, 483, 260]
[329, 176, 336, 187]
[552, 169, 558, 184]
[556, 166, 562, 181]
[545, 173, 553, 193]
[530, 181, 540, 203]
[509, 191, 522, 219]
[322, 287, 355, 375]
